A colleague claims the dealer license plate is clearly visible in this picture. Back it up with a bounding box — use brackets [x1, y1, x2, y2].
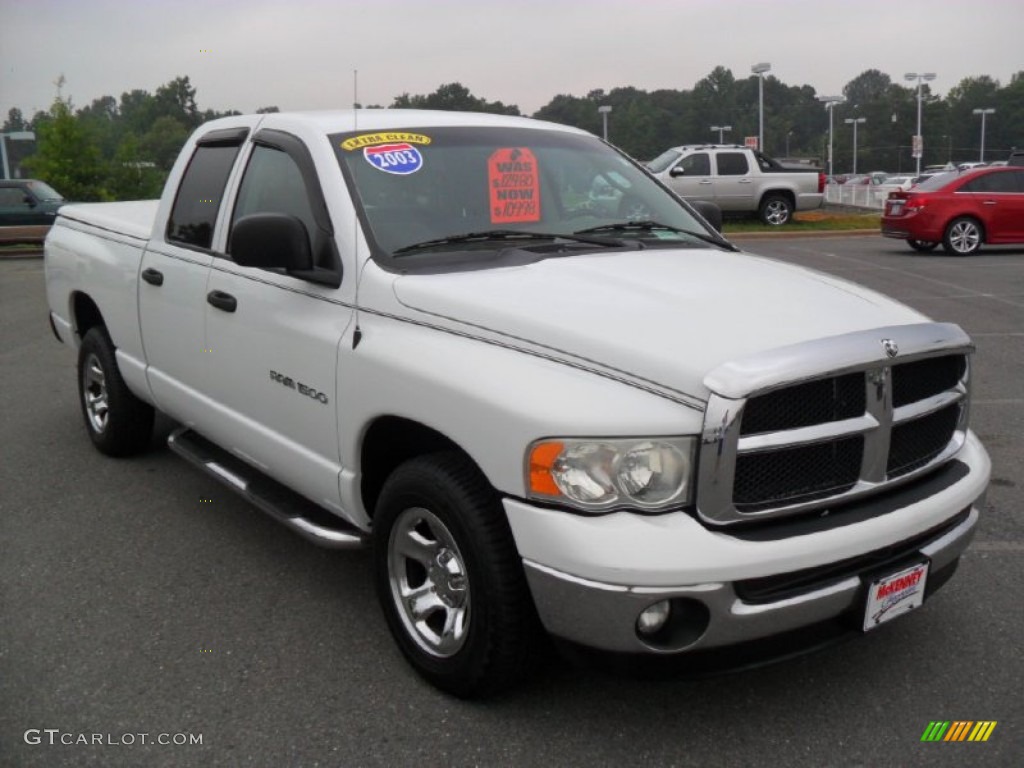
[863, 561, 929, 632]
[887, 200, 904, 215]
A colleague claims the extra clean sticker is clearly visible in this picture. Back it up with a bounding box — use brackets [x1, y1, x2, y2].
[341, 132, 431, 151]
[488, 147, 540, 223]
[364, 143, 423, 175]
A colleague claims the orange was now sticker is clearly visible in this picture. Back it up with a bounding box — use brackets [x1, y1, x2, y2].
[488, 148, 540, 223]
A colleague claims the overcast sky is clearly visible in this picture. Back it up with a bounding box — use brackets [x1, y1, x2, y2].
[2, 0, 1022, 121]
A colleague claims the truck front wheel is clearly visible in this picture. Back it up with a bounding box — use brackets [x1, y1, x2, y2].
[759, 194, 793, 226]
[373, 452, 539, 697]
[77, 327, 154, 456]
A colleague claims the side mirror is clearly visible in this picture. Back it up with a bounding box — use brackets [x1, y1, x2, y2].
[669, 166, 687, 178]
[691, 200, 722, 232]
[230, 213, 313, 271]
[23, 195, 37, 207]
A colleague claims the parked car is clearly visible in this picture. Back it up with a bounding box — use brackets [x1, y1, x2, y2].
[957, 161, 988, 171]
[882, 166, 1024, 255]
[879, 175, 915, 192]
[0, 179, 66, 244]
[645, 144, 824, 225]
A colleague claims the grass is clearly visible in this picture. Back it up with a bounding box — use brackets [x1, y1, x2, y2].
[723, 210, 881, 234]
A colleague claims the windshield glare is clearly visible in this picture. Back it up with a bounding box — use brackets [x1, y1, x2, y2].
[332, 127, 709, 261]
[27, 181, 63, 201]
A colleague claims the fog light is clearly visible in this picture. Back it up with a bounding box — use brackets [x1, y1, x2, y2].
[637, 600, 671, 635]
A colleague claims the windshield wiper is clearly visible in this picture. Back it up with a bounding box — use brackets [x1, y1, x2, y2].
[574, 220, 737, 250]
[392, 229, 624, 255]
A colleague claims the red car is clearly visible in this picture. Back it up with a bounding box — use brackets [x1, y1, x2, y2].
[881, 167, 1024, 255]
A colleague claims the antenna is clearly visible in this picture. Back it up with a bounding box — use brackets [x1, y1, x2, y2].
[351, 67, 363, 348]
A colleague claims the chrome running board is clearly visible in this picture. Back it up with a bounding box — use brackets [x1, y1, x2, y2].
[168, 427, 365, 550]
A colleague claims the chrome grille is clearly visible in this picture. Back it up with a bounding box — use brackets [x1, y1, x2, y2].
[697, 324, 973, 526]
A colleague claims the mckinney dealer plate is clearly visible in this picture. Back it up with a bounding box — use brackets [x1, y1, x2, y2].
[863, 561, 929, 632]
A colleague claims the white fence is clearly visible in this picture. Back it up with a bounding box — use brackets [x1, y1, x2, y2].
[824, 184, 898, 210]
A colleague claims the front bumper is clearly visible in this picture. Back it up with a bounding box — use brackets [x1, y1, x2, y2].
[505, 432, 989, 654]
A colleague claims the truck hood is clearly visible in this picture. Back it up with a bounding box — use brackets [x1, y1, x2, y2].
[391, 247, 925, 404]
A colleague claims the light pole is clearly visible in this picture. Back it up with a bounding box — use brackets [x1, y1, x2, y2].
[598, 105, 612, 142]
[972, 108, 995, 162]
[904, 71, 936, 175]
[844, 117, 866, 175]
[785, 130, 793, 158]
[751, 62, 771, 151]
[817, 95, 844, 178]
[710, 125, 732, 143]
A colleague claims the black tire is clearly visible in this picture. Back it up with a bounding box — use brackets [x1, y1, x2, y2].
[373, 451, 540, 697]
[77, 326, 155, 456]
[942, 216, 983, 256]
[759, 194, 793, 226]
[907, 239, 939, 252]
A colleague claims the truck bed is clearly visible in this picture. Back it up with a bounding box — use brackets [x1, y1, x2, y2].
[57, 200, 159, 241]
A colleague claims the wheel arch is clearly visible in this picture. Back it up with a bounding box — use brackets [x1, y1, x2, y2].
[759, 188, 796, 209]
[71, 291, 106, 340]
[360, 415, 478, 520]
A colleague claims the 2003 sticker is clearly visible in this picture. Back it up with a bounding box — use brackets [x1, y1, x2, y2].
[364, 143, 423, 175]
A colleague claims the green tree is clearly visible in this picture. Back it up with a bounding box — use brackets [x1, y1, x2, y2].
[3, 107, 27, 132]
[391, 83, 519, 115]
[23, 98, 107, 200]
[140, 116, 189, 171]
[108, 133, 166, 200]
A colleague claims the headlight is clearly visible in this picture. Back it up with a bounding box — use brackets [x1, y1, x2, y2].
[526, 437, 695, 513]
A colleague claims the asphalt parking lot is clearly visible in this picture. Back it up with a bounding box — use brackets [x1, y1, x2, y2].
[1, 236, 1021, 767]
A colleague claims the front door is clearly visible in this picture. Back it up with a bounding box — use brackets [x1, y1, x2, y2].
[201, 135, 353, 513]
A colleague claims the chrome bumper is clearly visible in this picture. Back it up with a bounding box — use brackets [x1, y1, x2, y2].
[523, 503, 980, 655]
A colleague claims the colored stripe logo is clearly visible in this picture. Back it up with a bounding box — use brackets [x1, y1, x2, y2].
[921, 721, 997, 742]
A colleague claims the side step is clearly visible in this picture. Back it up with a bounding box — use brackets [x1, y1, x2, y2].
[168, 427, 366, 550]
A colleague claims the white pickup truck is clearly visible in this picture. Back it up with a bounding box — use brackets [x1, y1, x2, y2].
[45, 110, 989, 696]
[646, 144, 825, 225]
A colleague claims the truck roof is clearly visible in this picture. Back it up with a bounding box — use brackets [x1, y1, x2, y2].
[196, 109, 591, 137]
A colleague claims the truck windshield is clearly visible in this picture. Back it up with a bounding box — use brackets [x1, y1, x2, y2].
[331, 126, 714, 264]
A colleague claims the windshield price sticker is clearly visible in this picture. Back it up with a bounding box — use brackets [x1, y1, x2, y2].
[364, 143, 423, 175]
[863, 561, 929, 632]
[488, 147, 541, 223]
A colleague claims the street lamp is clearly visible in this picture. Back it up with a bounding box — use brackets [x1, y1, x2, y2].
[598, 105, 612, 142]
[904, 71, 936, 175]
[710, 125, 732, 143]
[751, 62, 771, 151]
[817, 95, 844, 177]
[972, 108, 995, 162]
[844, 117, 866, 175]
[785, 130, 793, 158]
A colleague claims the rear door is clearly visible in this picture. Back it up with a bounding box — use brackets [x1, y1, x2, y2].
[200, 129, 352, 512]
[138, 127, 249, 422]
[712, 151, 755, 211]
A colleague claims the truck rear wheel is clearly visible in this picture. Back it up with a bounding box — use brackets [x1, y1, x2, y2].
[759, 194, 793, 226]
[77, 327, 154, 456]
[373, 452, 539, 697]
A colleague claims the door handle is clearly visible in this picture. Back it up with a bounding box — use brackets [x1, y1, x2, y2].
[207, 290, 237, 313]
[699, 180, 713, 185]
[141, 268, 164, 286]
[982, 200, 997, 205]
[738, 179, 753, 184]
